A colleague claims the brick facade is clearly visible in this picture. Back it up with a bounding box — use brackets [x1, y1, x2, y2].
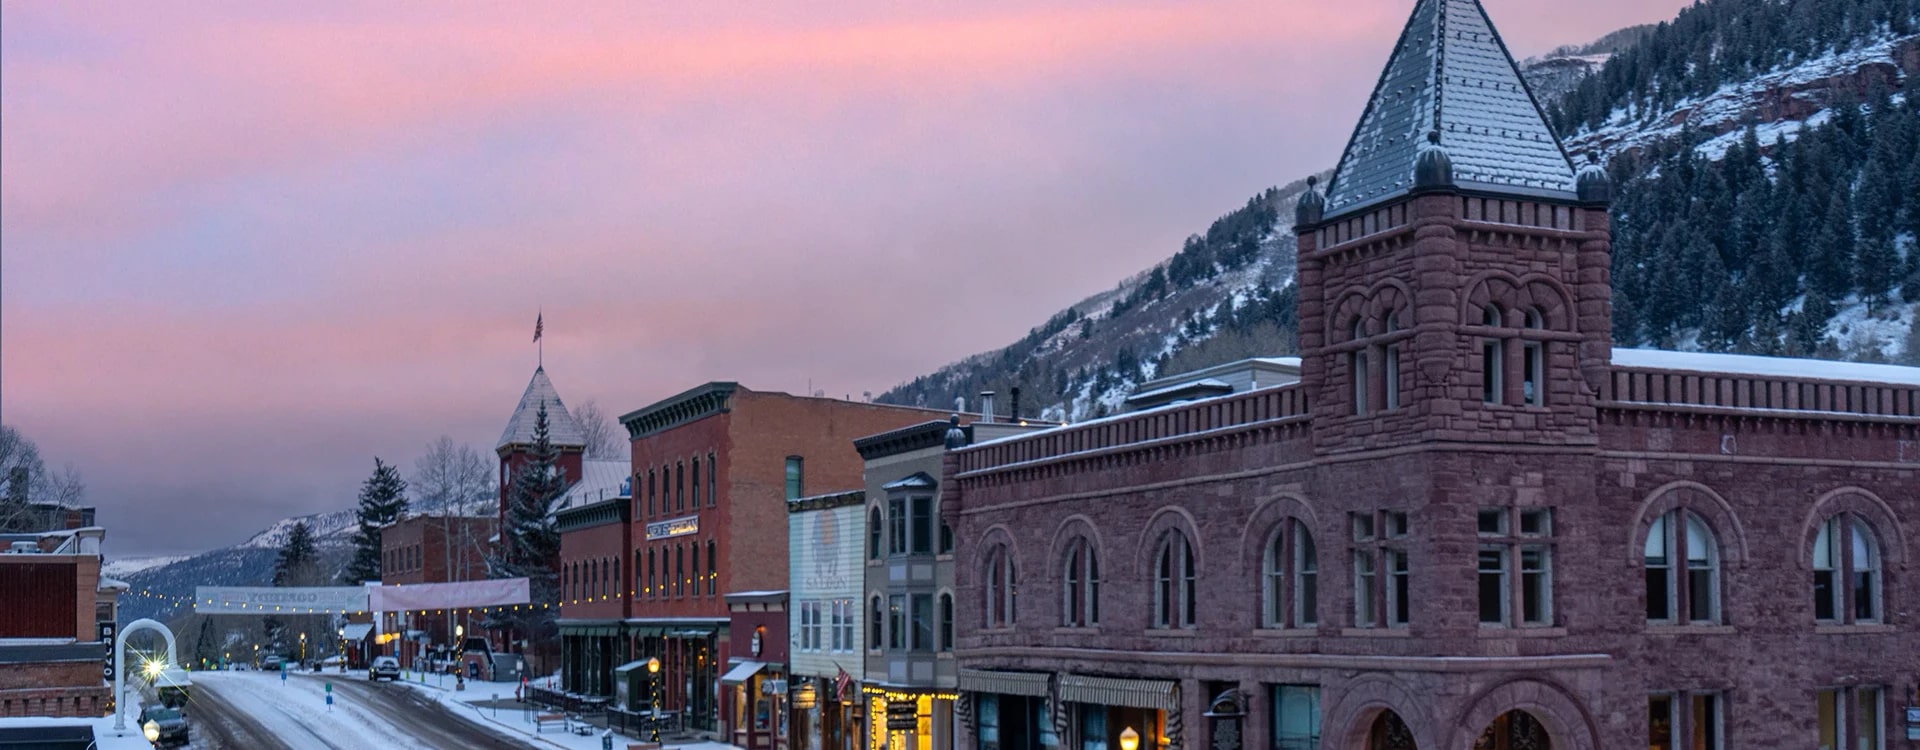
[945, 12, 1919, 748]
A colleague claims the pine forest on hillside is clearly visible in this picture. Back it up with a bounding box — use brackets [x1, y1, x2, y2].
[879, 0, 1920, 420]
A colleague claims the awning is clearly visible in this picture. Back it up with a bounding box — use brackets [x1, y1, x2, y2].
[630, 627, 666, 637]
[342, 624, 373, 642]
[719, 660, 768, 685]
[959, 669, 1050, 698]
[1058, 674, 1177, 711]
[560, 623, 620, 637]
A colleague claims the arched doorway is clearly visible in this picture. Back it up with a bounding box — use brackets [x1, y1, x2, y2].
[1367, 710, 1416, 750]
[1473, 710, 1550, 750]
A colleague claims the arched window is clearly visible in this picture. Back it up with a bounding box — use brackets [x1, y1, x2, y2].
[1645, 510, 1719, 624]
[868, 507, 883, 561]
[646, 549, 655, 597]
[1383, 314, 1402, 411]
[1814, 514, 1882, 623]
[1152, 530, 1196, 629]
[707, 539, 717, 595]
[1263, 520, 1317, 629]
[1481, 304, 1505, 404]
[1350, 319, 1369, 415]
[984, 546, 1016, 628]
[1522, 308, 1545, 406]
[938, 592, 954, 652]
[1061, 538, 1100, 627]
[868, 595, 883, 651]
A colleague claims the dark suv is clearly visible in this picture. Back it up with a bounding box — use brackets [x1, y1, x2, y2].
[370, 656, 401, 681]
[140, 705, 190, 747]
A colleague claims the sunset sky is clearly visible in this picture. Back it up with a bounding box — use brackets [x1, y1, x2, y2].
[2, 0, 1690, 555]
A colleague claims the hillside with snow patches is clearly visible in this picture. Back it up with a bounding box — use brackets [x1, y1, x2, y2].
[881, 8, 1920, 421]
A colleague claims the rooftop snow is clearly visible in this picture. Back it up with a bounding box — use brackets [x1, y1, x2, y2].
[552, 459, 632, 512]
[497, 367, 588, 450]
[1325, 0, 1576, 215]
[1611, 348, 1920, 386]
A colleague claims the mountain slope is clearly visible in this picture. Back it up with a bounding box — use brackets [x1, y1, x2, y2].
[879, 0, 1920, 420]
[112, 509, 358, 623]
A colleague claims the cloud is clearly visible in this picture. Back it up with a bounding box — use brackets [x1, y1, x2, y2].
[1, 0, 1690, 553]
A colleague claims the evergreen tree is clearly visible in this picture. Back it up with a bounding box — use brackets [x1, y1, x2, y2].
[342, 458, 408, 585]
[486, 402, 567, 652]
[273, 521, 319, 586]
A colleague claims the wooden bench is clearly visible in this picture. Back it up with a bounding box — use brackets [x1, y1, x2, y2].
[534, 713, 567, 733]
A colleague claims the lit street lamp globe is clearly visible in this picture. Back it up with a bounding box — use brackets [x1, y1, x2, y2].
[143, 721, 160, 743]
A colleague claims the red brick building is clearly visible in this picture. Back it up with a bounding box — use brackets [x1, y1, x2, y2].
[947, 2, 1920, 749]
[0, 526, 115, 718]
[554, 383, 953, 735]
[379, 513, 498, 666]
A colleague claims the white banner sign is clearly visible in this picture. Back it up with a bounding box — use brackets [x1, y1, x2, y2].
[368, 578, 530, 612]
[195, 586, 370, 614]
[646, 514, 699, 540]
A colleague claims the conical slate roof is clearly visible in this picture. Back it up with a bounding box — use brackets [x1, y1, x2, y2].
[497, 367, 587, 450]
[1323, 0, 1576, 216]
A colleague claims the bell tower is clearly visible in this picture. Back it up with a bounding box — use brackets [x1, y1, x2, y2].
[1291, 0, 1613, 455]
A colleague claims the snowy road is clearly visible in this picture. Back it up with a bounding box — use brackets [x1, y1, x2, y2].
[191, 670, 531, 749]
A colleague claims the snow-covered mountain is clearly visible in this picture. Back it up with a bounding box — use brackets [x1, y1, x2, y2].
[111, 509, 361, 624]
[879, 0, 1920, 421]
[236, 508, 359, 550]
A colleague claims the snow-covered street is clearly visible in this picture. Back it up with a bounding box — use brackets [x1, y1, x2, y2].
[192, 670, 529, 749]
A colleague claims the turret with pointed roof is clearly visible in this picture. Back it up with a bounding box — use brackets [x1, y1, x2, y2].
[1321, 0, 1579, 219]
[496, 367, 588, 538]
[1292, 0, 1613, 454]
[497, 367, 588, 453]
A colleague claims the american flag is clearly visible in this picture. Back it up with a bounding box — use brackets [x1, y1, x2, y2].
[833, 664, 853, 703]
[534, 312, 543, 343]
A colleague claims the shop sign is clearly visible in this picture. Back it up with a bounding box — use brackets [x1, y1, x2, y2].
[647, 515, 700, 540]
[886, 701, 919, 731]
[763, 679, 788, 695]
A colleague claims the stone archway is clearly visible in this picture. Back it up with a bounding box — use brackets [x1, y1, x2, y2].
[1366, 710, 1417, 750]
[1473, 710, 1552, 750]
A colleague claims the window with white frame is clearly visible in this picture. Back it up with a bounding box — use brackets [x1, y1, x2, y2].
[798, 600, 822, 651]
[1521, 308, 1545, 405]
[888, 497, 908, 556]
[1481, 305, 1505, 403]
[1262, 519, 1318, 629]
[1816, 686, 1883, 750]
[1812, 513, 1881, 624]
[1477, 507, 1553, 627]
[1151, 529, 1196, 629]
[1648, 692, 1723, 750]
[1061, 536, 1100, 627]
[1645, 510, 1720, 624]
[984, 545, 1016, 628]
[1351, 510, 1409, 628]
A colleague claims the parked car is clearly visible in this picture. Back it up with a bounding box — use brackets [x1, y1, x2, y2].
[369, 656, 401, 681]
[260, 654, 286, 671]
[139, 704, 190, 747]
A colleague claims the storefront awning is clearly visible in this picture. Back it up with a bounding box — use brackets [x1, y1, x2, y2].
[559, 622, 621, 637]
[719, 660, 767, 685]
[959, 668, 1050, 698]
[341, 624, 374, 642]
[1059, 674, 1177, 711]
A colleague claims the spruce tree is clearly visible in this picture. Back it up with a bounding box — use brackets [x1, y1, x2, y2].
[486, 402, 567, 649]
[342, 458, 408, 585]
[273, 521, 319, 586]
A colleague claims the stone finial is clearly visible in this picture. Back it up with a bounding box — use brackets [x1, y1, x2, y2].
[1576, 151, 1612, 204]
[1414, 130, 1455, 189]
[943, 414, 968, 450]
[1294, 175, 1326, 227]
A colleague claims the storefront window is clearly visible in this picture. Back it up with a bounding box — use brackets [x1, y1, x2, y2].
[1272, 685, 1320, 750]
[1080, 705, 1107, 750]
[978, 696, 1000, 750]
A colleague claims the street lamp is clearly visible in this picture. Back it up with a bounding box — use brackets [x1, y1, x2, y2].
[646, 657, 662, 743]
[300, 633, 307, 666]
[1120, 727, 1140, 750]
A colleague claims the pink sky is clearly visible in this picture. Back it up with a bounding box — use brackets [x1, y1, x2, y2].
[0, 0, 1689, 555]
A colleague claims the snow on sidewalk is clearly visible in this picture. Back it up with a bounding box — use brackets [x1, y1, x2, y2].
[373, 672, 741, 750]
[196, 670, 442, 750]
[0, 716, 153, 750]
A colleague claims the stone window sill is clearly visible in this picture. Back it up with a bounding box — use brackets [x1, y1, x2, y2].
[1053, 627, 1100, 635]
[1645, 624, 1736, 635]
[1339, 628, 1411, 638]
[1814, 623, 1895, 635]
[1249, 627, 1320, 638]
[1142, 628, 1199, 638]
[1476, 626, 1567, 638]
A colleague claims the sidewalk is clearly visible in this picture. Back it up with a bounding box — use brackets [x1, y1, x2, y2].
[375, 670, 740, 750]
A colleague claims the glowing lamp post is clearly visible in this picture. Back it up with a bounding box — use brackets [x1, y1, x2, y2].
[454, 625, 467, 689]
[647, 657, 662, 743]
[1120, 727, 1140, 750]
[143, 720, 161, 743]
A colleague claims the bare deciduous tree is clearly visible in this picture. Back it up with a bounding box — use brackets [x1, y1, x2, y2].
[0, 424, 87, 532]
[411, 436, 497, 586]
[572, 399, 625, 459]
